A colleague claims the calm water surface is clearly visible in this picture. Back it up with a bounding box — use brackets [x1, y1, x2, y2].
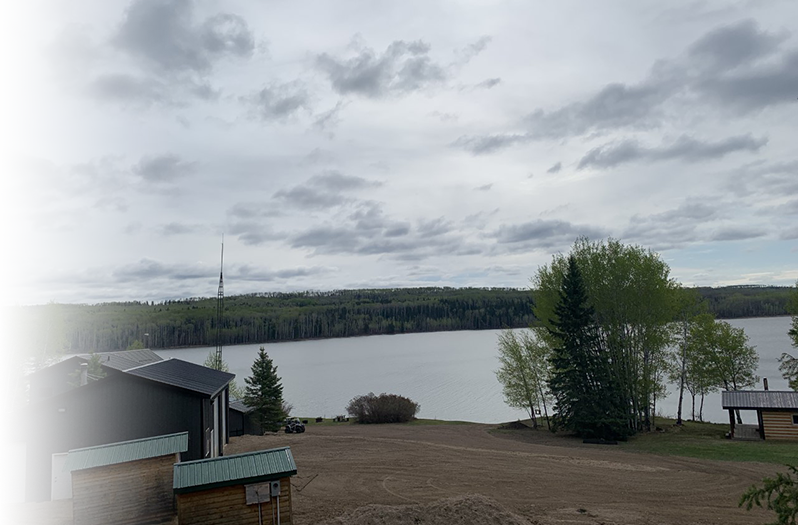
[157, 316, 794, 424]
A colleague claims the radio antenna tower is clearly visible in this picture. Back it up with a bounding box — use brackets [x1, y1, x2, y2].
[214, 236, 224, 367]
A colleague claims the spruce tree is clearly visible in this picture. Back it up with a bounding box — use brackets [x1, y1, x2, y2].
[548, 255, 627, 440]
[244, 347, 286, 432]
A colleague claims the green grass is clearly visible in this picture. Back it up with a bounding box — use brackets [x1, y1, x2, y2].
[621, 418, 798, 465]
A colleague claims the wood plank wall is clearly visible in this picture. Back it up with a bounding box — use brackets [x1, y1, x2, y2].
[176, 476, 293, 525]
[72, 454, 177, 525]
[762, 411, 798, 440]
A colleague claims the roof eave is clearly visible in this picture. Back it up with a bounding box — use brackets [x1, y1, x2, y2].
[173, 469, 298, 495]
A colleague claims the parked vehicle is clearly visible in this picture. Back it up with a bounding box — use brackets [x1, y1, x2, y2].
[284, 417, 305, 433]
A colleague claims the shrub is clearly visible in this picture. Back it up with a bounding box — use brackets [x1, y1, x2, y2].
[346, 392, 420, 424]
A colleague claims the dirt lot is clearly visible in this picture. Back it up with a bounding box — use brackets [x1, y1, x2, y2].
[227, 423, 778, 525]
[15, 423, 781, 525]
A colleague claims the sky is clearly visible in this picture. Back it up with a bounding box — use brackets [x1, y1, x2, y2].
[1, 0, 797, 306]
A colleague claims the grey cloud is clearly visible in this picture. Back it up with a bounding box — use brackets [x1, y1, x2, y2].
[112, 258, 208, 282]
[273, 171, 380, 210]
[728, 160, 798, 197]
[417, 217, 453, 238]
[227, 202, 282, 219]
[114, 0, 254, 73]
[710, 226, 767, 241]
[687, 19, 786, 71]
[0, 20, 24, 39]
[475, 78, 501, 89]
[133, 154, 196, 182]
[578, 134, 767, 170]
[313, 101, 346, 134]
[452, 133, 530, 155]
[623, 200, 723, 250]
[385, 224, 411, 237]
[232, 264, 330, 282]
[312, 171, 381, 191]
[158, 222, 204, 235]
[247, 81, 311, 120]
[228, 221, 286, 246]
[428, 111, 459, 122]
[493, 220, 608, 249]
[780, 227, 798, 240]
[90, 74, 171, 106]
[317, 39, 446, 98]
[39, 23, 100, 81]
[457, 36, 492, 63]
[474, 183, 493, 191]
[546, 162, 562, 174]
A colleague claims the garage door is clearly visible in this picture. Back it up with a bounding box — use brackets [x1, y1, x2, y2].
[0, 443, 25, 505]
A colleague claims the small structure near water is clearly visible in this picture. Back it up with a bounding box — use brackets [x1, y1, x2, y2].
[722, 390, 798, 440]
[65, 432, 188, 525]
[173, 446, 297, 524]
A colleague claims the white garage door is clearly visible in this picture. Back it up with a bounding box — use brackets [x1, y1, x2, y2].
[0, 443, 26, 505]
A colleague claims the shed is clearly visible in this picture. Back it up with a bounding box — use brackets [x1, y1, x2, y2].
[722, 390, 798, 440]
[65, 432, 188, 525]
[229, 399, 263, 436]
[173, 447, 297, 525]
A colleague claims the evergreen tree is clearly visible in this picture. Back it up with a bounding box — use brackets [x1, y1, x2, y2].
[244, 347, 286, 432]
[547, 256, 628, 440]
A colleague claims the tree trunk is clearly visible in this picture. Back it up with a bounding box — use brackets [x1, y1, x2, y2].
[691, 393, 696, 421]
[676, 325, 688, 425]
[699, 394, 705, 422]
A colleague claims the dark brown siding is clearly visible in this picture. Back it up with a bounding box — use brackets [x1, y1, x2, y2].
[72, 454, 177, 525]
[26, 375, 206, 501]
[176, 477, 292, 525]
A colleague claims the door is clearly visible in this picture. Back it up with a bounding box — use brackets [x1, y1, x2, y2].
[0, 443, 27, 505]
[50, 453, 71, 500]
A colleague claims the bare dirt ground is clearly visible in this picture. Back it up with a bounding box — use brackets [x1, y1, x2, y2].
[226, 423, 777, 525]
[14, 423, 780, 525]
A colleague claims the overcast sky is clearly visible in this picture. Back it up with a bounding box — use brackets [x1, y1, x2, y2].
[2, 0, 797, 305]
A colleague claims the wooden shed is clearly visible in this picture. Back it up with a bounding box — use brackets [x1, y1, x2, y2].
[64, 432, 188, 525]
[722, 390, 798, 440]
[173, 447, 297, 525]
[229, 399, 263, 436]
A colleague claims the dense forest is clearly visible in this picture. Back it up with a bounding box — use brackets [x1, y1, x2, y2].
[13, 285, 794, 355]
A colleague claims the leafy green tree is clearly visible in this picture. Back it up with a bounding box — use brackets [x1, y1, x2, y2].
[547, 255, 628, 440]
[681, 314, 720, 421]
[740, 465, 798, 525]
[126, 339, 145, 350]
[30, 301, 67, 371]
[243, 347, 286, 432]
[0, 304, 31, 412]
[69, 352, 107, 388]
[204, 351, 244, 399]
[780, 281, 798, 390]
[670, 287, 707, 424]
[495, 329, 551, 428]
[534, 238, 678, 432]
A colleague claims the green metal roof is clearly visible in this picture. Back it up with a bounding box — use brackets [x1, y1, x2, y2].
[173, 447, 296, 494]
[64, 432, 188, 473]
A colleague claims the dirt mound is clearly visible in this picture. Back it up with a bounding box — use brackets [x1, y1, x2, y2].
[314, 494, 537, 525]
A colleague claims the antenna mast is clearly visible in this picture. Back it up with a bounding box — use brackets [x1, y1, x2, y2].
[215, 236, 224, 367]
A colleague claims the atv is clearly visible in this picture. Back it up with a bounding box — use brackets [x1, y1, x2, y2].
[284, 417, 305, 433]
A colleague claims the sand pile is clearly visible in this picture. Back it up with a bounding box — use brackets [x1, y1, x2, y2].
[315, 494, 538, 525]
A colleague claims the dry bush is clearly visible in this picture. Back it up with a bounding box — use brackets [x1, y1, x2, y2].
[346, 392, 420, 424]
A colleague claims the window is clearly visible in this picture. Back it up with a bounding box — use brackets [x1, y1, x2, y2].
[793, 414, 798, 425]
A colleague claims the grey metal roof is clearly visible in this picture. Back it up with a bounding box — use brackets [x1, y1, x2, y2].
[126, 358, 234, 397]
[64, 432, 188, 473]
[173, 447, 296, 494]
[78, 349, 163, 371]
[721, 390, 798, 410]
[229, 399, 254, 413]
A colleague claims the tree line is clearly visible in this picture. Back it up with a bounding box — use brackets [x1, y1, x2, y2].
[12, 282, 795, 359]
[495, 238, 797, 439]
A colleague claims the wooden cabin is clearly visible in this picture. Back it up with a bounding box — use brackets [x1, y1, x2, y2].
[65, 432, 188, 525]
[722, 390, 798, 441]
[173, 447, 297, 525]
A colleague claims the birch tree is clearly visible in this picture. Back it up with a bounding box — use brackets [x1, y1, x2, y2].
[496, 329, 550, 428]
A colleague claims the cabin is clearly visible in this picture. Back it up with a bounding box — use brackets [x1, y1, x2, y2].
[27, 349, 164, 402]
[26, 358, 233, 501]
[722, 390, 798, 441]
[64, 432, 188, 525]
[229, 399, 263, 436]
[173, 447, 297, 525]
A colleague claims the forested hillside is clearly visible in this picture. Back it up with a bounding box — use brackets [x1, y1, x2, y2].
[14, 285, 793, 355]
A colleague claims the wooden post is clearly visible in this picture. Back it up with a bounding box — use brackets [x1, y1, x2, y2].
[728, 409, 735, 439]
[757, 410, 765, 440]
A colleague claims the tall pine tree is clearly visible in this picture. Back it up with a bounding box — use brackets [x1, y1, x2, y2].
[548, 255, 628, 440]
[244, 347, 286, 432]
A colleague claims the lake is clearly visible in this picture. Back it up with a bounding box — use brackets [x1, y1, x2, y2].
[157, 316, 795, 425]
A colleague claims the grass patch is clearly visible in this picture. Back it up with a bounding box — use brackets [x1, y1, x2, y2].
[621, 418, 797, 465]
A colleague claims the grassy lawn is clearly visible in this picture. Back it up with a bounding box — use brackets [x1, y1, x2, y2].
[297, 417, 471, 426]
[621, 418, 797, 465]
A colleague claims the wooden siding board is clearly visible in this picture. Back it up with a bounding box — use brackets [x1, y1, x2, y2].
[176, 476, 292, 525]
[762, 411, 798, 440]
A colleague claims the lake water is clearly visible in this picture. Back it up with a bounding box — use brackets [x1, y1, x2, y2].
[157, 316, 795, 425]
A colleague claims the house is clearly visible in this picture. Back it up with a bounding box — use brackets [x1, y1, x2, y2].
[27, 349, 163, 402]
[721, 390, 798, 440]
[173, 447, 297, 525]
[229, 399, 263, 436]
[64, 432, 188, 525]
[26, 357, 233, 501]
